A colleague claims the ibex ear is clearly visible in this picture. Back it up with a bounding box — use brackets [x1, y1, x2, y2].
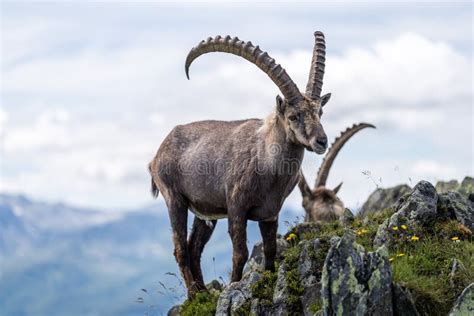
[276, 95, 285, 115]
[321, 93, 331, 107]
[333, 182, 343, 194]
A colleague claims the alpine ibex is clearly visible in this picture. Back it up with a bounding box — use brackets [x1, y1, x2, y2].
[149, 32, 331, 297]
[299, 123, 375, 222]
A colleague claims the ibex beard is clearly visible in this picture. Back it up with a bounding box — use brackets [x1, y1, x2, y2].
[149, 32, 331, 298]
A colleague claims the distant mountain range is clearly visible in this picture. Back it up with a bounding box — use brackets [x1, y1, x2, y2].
[0, 194, 303, 315]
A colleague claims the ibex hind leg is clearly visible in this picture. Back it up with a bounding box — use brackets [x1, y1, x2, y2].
[164, 193, 197, 298]
[188, 217, 217, 290]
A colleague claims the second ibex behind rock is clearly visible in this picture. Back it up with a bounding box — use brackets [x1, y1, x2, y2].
[299, 123, 375, 222]
[149, 32, 332, 298]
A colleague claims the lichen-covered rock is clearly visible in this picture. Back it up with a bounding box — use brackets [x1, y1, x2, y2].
[360, 184, 411, 217]
[437, 191, 474, 231]
[321, 231, 393, 316]
[273, 264, 289, 306]
[374, 181, 438, 247]
[458, 177, 474, 198]
[244, 236, 289, 274]
[392, 283, 419, 316]
[339, 208, 355, 226]
[449, 283, 474, 316]
[215, 271, 261, 316]
[298, 239, 323, 315]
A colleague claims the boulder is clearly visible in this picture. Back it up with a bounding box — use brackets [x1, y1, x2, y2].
[436, 179, 460, 194]
[449, 283, 474, 316]
[321, 231, 393, 315]
[244, 236, 289, 274]
[437, 191, 474, 231]
[392, 283, 419, 316]
[215, 271, 261, 316]
[374, 181, 438, 247]
[339, 208, 355, 226]
[360, 184, 411, 217]
[167, 305, 181, 316]
[298, 239, 323, 315]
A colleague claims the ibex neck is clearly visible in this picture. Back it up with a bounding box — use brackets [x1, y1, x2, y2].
[260, 113, 304, 160]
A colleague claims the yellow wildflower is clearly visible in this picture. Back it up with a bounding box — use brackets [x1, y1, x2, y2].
[389, 257, 394, 262]
[451, 236, 459, 241]
[410, 235, 420, 241]
[396, 253, 405, 257]
[392, 226, 398, 231]
[401, 225, 407, 230]
[361, 229, 369, 234]
[286, 233, 297, 241]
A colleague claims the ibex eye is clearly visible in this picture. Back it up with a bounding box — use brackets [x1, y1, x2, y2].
[288, 115, 298, 121]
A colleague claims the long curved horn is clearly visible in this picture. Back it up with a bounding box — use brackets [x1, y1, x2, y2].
[305, 31, 326, 99]
[185, 35, 303, 104]
[298, 171, 312, 197]
[315, 123, 376, 188]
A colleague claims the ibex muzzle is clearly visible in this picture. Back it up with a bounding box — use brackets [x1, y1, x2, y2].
[149, 31, 332, 298]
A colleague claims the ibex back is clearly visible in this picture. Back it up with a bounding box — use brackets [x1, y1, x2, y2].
[149, 32, 331, 298]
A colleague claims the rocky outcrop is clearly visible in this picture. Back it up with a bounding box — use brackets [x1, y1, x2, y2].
[321, 231, 395, 315]
[359, 184, 411, 217]
[174, 178, 473, 316]
[437, 191, 474, 231]
[449, 283, 474, 316]
[244, 236, 289, 274]
[374, 181, 438, 247]
[215, 272, 261, 315]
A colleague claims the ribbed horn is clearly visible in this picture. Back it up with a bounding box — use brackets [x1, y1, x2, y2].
[185, 35, 303, 104]
[315, 123, 376, 188]
[305, 31, 326, 99]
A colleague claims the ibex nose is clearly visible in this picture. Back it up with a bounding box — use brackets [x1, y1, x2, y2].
[316, 136, 328, 148]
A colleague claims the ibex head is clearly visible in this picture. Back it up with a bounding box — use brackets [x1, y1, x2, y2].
[299, 123, 376, 222]
[185, 32, 331, 154]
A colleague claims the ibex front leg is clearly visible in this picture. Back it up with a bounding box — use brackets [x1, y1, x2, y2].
[228, 212, 248, 282]
[258, 219, 278, 272]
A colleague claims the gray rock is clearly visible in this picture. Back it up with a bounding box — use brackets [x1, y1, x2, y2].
[392, 283, 419, 316]
[459, 177, 474, 198]
[215, 271, 261, 316]
[167, 304, 181, 316]
[244, 237, 289, 275]
[207, 279, 223, 292]
[436, 179, 460, 194]
[360, 184, 411, 217]
[321, 231, 393, 316]
[298, 239, 323, 316]
[340, 208, 355, 226]
[449, 283, 474, 316]
[374, 181, 438, 247]
[438, 191, 474, 231]
[273, 264, 289, 304]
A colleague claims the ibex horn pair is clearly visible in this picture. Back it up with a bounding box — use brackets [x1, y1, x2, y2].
[185, 32, 327, 104]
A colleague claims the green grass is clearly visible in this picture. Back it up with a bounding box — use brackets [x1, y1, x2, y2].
[384, 218, 474, 316]
[180, 291, 219, 316]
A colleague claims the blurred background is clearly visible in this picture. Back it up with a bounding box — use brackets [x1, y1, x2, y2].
[1, 1, 472, 315]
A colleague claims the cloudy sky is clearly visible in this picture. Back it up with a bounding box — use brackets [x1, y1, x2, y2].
[1, 1, 472, 211]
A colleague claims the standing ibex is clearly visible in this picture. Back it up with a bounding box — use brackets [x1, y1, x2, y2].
[299, 123, 375, 222]
[149, 32, 331, 297]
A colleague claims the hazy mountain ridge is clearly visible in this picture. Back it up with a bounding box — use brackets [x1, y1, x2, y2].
[0, 193, 301, 315]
